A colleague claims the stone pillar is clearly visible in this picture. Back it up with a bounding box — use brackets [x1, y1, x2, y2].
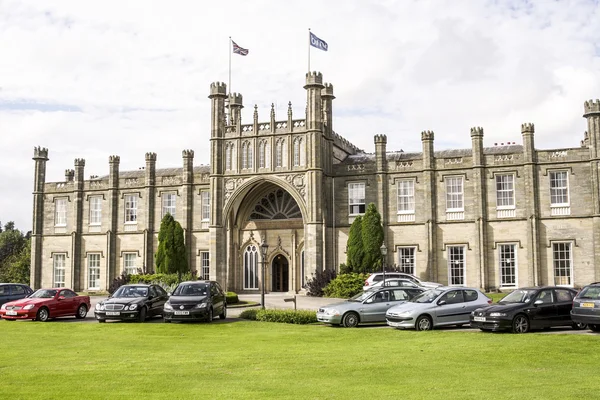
[144, 152, 156, 273]
[321, 83, 335, 176]
[31, 146, 49, 289]
[421, 131, 437, 282]
[374, 134, 388, 260]
[521, 123, 541, 285]
[72, 158, 85, 291]
[470, 127, 488, 290]
[107, 155, 120, 286]
[182, 150, 194, 271]
[584, 100, 600, 281]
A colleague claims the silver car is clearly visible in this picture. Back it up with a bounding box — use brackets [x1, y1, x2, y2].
[317, 287, 424, 327]
[386, 287, 491, 331]
[364, 278, 424, 291]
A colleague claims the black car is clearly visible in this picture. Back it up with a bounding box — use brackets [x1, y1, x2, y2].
[163, 280, 226, 323]
[470, 286, 585, 333]
[571, 282, 600, 332]
[94, 284, 168, 323]
[0, 283, 33, 307]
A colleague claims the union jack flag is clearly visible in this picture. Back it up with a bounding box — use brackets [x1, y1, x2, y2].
[232, 40, 249, 56]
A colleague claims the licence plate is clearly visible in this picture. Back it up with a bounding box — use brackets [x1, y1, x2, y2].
[174, 311, 189, 315]
[106, 311, 120, 316]
[581, 303, 595, 308]
[474, 316, 486, 322]
[387, 321, 400, 327]
[6, 311, 17, 316]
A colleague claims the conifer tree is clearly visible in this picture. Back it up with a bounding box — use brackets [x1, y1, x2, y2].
[346, 215, 364, 273]
[155, 214, 189, 278]
[361, 203, 384, 273]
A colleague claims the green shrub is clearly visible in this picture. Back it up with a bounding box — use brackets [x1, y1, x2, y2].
[226, 292, 239, 304]
[323, 273, 369, 298]
[239, 309, 258, 320]
[255, 309, 317, 324]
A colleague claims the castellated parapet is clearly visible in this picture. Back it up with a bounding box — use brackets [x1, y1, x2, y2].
[421, 130, 434, 141]
[521, 123, 535, 134]
[209, 82, 227, 97]
[229, 93, 243, 107]
[470, 127, 484, 137]
[321, 83, 335, 98]
[305, 71, 324, 86]
[74, 158, 85, 167]
[65, 169, 75, 182]
[109, 155, 120, 164]
[145, 152, 157, 161]
[584, 99, 600, 116]
[374, 134, 387, 144]
[33, 146, 49, 160]
[182, 149, 194, 158]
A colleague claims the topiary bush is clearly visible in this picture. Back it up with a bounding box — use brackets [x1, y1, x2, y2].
[256, 309, 317, 324]
[305, 269, 337, 297]
[323, 273, 369, 298]
[239, 309, 258, 320]
[226, 292, 239, 304]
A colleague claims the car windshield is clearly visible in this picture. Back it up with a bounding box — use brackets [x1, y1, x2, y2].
[173, 283, 208, 296]
[410, 288, 444, 303]
[30, 289, 57, 298]
[113, 286, 148, 298]
[349, 291, 373, 302]
[577, 286, 600, 300]
[499, 289, 538, 304]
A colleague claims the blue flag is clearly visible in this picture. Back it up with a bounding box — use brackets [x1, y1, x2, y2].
[309, 32, 328, 51]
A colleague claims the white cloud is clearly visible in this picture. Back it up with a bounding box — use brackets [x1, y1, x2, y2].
[1, 0, 599, 230]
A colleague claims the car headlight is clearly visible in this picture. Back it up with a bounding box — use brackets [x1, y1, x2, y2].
[323, 309, 339, 316]
[127, 304, 138, 311]
[164, 303, 173, 310]
[23, 304, 35, 310]
[95, 303, 104, 310]
[194, 303, 207, 309]
[1, 304, 6, 310]
[490, 312, 507, 317]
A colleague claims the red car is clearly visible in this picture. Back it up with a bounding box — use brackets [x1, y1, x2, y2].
[0, 288, 90, 322]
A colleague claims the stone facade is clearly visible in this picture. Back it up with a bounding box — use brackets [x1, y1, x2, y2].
[30, 74, 600, 293]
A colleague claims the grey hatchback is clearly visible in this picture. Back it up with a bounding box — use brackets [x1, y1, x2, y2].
[571, 282, 600, 332]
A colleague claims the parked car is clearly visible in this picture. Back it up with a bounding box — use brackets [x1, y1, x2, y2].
[0, 288, 90, 322]
[364, 278, 423, 291]
[94, 284, 168, 323]
[386, 287, 491, 331]
[0, 283, 33, 307]
[317, 287, 424, 327]
[163, 280, 227, 323]
[570, 282, 600, 332]
[363, 272, 441, 291]
[470, 286, 584, 333]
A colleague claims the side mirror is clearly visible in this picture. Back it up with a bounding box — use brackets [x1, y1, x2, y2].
[58, 296, 66, 301]
[365, 298, 374, 304]
[167, 292, 172, 297]
[534, 299, 544, 306]
[438, 300, 447, 306]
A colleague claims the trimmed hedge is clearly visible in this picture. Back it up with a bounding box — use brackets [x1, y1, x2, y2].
[323, 273, 369, 298]
[226, 292, 239, 304]
[239, 309, 258, 320]
[238, 309, 317, 324]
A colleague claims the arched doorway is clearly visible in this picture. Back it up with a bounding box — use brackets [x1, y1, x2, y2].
[271, 254, 289, 292]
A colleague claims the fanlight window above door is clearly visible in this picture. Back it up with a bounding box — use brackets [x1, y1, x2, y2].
[249, 189, 302, 220]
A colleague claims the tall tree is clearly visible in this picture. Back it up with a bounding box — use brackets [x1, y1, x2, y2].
[0, 222, 30, 284]
[361, 203, 384, 273]
[172, 221, 188, 280]
[155, 214, 189, 279]
[346, 215, 364, 272]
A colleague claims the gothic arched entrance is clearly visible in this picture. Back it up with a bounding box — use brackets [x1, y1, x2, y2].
[271, 254, 289, 292]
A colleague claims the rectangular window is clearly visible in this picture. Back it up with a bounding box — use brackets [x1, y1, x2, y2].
[552, 242, 572, 286]
[276, 143, 283, 168]
[259, 143, 265, 168]
[53, 254, 66, 288]
[447, 246, 465, 286]
[201, 191, 210, 221]
[88, 253, 101, 290]
[123, 253, 138, 275]
[125, 195, 137, 223]
[496, 174, 515, 208]
[348, 182, 366, 215]
[397, 247, 416, 275]
[397, 180, 415, 213]
[55, 198, 67, 226]
[162, 193, 176, 218]
[89, 196, 102, 225]
[445, 177, 464, 211]
[200, 251, 210, 280]
[550, 171, 569, 206]
[499, 244, 517, 287]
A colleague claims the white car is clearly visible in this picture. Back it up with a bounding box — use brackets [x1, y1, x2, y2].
[363, 272, 442, 292]
[363, 278, 423, 291]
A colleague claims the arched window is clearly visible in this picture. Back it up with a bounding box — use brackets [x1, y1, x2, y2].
[241, 142, 247, 169]
[225, 144, 231, 171]
[293, 138, 301, 166]
[244, 245, 259, 290]
[259, 141, 265, 168]
[276, 139, 284, 168]
[247, 142, 253, 169]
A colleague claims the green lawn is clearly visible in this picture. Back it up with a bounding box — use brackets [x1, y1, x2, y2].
[0, 319, 596, 400]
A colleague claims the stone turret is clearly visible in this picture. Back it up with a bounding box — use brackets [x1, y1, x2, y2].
[421, 130, 435, 170]
[209, 82, 227, 139]
[584, 100, 600, 158]
[321, 83, 335, 137]
[229, 92, 243, 127]
[374, 134, 387, 172]
[304, 71, 324, 131]
[470, 127, 484, 167]
[31, 146, 49, 289]
[521, 123, 535, 163]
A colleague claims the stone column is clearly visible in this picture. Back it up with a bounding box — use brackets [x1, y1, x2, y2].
[144, 152, 156, 273]
[107, 155, 120, 286]
[521, 123, 541, 285]
[31, 147, 49, 289]
[182, 150, 194, 271]
[470, 127, 488, 290]
[72, 158, 85, 290]
[421, 131, 437, 282]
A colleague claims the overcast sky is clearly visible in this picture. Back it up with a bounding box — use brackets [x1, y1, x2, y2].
[1, 0, 599, 232]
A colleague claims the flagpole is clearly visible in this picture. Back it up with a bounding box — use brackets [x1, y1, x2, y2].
[308, 28, 311, 72]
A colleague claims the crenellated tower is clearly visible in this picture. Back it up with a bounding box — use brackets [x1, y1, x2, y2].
[72, 158, 85, 290]
[31, 147, 49, 289]
[470, 127, 488, 289]
[182, 149, 194, 269]
[144, 152, 157, 273]
[107, 155, 120, 284]
[521, 122, 541, 285]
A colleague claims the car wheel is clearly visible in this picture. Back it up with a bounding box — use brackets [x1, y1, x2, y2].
[76, 304, 88, 319]
[572, 322, 587, 330]
[342, 312, 359, 328]
[138, 307, 147, 323]
[207, 308, 213, 323]
[219, 305, 227, 320]
[163, 318, 171, 323]
[415, 315, 432, 331]
[512, 314, 530, 333]
[36, 307, 50, 322]
[589, 324, 600, 332]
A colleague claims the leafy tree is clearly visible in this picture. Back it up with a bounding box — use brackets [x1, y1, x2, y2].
[155, 214, 189, 280]
[361, 203, 384, 273]
[0, 222, 30, 284]
[346, 216, 364, 273]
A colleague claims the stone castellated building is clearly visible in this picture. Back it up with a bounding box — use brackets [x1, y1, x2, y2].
[31, 73, 600, 293]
